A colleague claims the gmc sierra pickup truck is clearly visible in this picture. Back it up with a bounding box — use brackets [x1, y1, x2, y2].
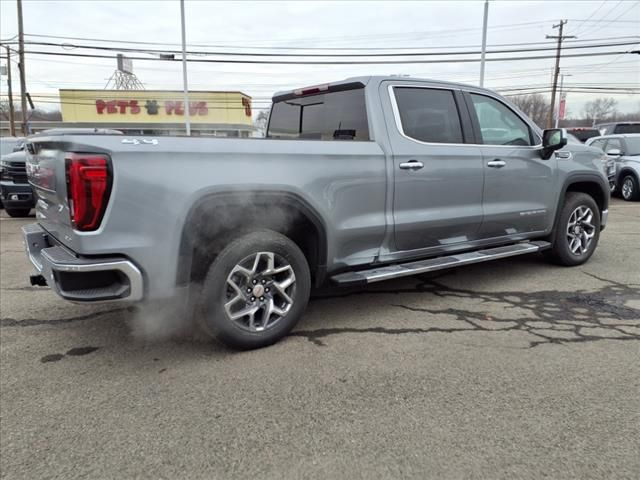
[22, 76, 610, 349]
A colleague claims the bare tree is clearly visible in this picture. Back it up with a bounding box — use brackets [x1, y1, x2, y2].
[582, 98, 618, 125]
[0, 100, 16, 121]
[510, 94, 550, 128]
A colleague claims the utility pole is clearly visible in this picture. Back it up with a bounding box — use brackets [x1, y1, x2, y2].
[17, 0, 29, 136]
[4, 46, 16, 137]
[479, 0, 489, 87]
[546, 20, 575, 129]
[180, 0, 191, 136]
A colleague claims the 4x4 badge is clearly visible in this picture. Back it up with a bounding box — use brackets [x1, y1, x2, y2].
[122, 138, 158, 145]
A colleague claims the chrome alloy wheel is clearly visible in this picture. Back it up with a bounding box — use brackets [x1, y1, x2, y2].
[566, 206, 596, 256]
[622, 177, 634, 200]
[224, 252, 296, 332]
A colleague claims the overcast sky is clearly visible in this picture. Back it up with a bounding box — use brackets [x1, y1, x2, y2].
[1, 0, 639, 118]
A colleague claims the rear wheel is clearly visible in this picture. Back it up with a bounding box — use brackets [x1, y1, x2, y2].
[197, 230, 311, 350]
[546, 192, 600, 266]
[621, 174, 639, 201]
[5, 207, 31, 218]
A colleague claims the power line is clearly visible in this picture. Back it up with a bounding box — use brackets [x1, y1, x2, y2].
[18, 48, 639, 65]
[575, 0, 626, 37]
[7, 39, 637, 58]
[569, 1, 609, 36]
[580, 1, 640, 37]
[21, 32, 639, 51]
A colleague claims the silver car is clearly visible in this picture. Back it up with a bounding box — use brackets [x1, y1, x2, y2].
[587, 134, 640, 201]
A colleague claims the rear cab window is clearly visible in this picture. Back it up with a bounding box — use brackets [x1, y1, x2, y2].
[391, 87, 464, 144]
[267, 84, 370, 141]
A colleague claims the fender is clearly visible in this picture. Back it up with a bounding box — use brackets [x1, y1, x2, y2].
[551, 172, 609, 234]
[176, 190, 328, 287]
[617, 166, 639, 185]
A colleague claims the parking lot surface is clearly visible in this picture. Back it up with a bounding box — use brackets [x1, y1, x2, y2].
[1, 199, 639, 479]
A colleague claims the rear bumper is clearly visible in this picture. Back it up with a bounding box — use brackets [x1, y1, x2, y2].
[0, 181, 35, 209]
[21, 223, 144, 302]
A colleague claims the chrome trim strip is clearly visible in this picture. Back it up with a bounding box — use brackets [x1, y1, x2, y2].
[386, 83, 543, 149]
[601, 209, 608, 227]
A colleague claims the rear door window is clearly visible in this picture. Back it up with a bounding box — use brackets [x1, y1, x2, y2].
[267, 88, 369, 141]
[392, 87, 464, 144]
[469, 94, 532, 146]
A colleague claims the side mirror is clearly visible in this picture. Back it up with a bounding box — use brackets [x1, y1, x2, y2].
[606, 148, 622, 157]
[540, 128, 568, 160]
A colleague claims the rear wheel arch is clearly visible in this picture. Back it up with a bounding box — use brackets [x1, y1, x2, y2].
[176, 191, 328, 288]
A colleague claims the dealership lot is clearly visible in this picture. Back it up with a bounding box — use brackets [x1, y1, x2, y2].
[1, 199, 639, 479]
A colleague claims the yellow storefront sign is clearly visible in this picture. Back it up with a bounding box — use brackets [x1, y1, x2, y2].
[59, 90, 253, 125]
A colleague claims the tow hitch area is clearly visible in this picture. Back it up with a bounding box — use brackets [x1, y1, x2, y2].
[29, 274, 48, 287]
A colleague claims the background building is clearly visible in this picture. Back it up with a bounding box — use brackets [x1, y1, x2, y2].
[1, 89, 255, 137]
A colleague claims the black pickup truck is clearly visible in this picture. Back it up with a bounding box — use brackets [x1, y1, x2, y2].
[0, 146, 35, 217]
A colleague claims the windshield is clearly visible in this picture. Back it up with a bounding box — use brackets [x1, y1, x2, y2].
[626, 137, 640, 155]
[267, 87, 369, 141]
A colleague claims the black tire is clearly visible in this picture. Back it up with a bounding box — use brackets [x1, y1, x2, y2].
[197, 229, 311, 350]
[546, 192, 601, 266]
[5, 207, 31, 218]
[620, 174, 640, 201]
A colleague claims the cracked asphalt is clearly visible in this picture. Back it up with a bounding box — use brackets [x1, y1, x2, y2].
[1, 199, 639, 480]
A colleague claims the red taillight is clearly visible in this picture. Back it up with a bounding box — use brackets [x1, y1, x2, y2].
[66, 153, 112, 231]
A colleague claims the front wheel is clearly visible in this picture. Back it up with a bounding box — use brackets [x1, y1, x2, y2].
[621, 174, 639, 201]
[5, 207, 31, 218]
[546, 192, 600, 266]
[197, 230, 311, 350]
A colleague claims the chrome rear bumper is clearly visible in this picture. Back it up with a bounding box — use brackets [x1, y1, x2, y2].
[22, 223, 144, 302]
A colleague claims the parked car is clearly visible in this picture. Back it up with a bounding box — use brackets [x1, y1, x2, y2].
[587, 133, 640, 201]
[0, 136, 25, 210]
[566, 133, 582, 145]
[595, 122, 640, 136]
[22, 76, 610, 349]
[566, 128, 600, 143]
[0, 143, 35, 217]
[0, 136, 25, 156]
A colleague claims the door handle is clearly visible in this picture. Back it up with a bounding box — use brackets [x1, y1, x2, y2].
[487, 159, 506, 168]
[399, 160, 424, 170]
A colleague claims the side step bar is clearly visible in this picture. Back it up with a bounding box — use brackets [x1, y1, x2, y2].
[331, 241, 551, 286]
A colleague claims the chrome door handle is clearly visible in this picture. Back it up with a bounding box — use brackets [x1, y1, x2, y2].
[487, 159, 506, 168]
[399, 160, 424, 170]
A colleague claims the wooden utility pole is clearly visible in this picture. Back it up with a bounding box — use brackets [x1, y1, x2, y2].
[17, 0, 29, 135]
[4, 45, 16, 137]
[545, 20, 575, 129]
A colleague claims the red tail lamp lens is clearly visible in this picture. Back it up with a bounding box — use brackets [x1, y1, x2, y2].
[66, 153, 112, 231]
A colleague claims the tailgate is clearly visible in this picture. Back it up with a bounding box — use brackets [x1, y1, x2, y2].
[27, 131, 121, 250]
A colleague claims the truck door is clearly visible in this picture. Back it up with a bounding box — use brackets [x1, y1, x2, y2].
[384, 83, 484, 252]
[463, 92, 555, 238]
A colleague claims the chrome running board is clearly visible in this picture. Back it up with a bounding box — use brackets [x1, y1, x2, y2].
[331, 241, 551, 286]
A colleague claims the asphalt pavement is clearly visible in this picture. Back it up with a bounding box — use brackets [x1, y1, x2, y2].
[1, 199, 639, 479]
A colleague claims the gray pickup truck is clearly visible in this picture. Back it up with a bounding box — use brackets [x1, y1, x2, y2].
[22, 76, 610, 349]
